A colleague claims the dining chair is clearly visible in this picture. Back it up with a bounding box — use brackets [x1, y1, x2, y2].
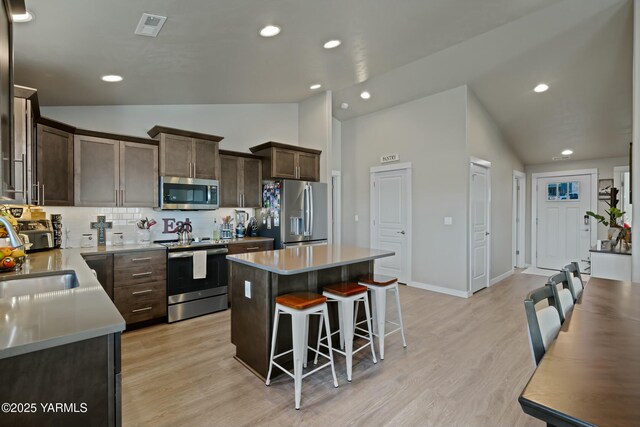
[546, 271, 575, 323]
[564, 261, 584, 301]
[524, 286, 562, 366]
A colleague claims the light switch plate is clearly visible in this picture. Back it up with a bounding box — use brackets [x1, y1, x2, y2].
[355, 215, 359, 222]
[444, 217, 453, 225]
[244, 280, 252, 298]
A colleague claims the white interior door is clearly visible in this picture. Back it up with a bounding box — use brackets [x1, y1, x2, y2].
[371, 168, 410, 283]
[514, 176, 520, 268]
[513, 173, 526, 268]
[470, 163, 490, 293]
[536, 175, 592, 271]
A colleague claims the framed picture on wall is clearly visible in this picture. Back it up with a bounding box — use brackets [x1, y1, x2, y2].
[598, 179, 614, 201]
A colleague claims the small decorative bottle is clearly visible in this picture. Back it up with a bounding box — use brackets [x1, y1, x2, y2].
[213, 218, 220, 240]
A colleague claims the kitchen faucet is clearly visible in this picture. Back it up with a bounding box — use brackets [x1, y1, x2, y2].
[0, 216, 25, 247]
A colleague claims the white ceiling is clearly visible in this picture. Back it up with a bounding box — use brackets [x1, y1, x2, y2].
[13, 0, 560, 105]
[13, 0, 632, 164]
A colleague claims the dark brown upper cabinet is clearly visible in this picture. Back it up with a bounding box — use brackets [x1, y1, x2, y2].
[219, 150, 262, 208]
[73, 131, 159, 208]
[249, 141, 321, 182]
[36, 121, 74, 206]
[147, 125, 223, 180]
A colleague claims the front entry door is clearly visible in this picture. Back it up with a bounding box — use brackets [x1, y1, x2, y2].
[471, 163, 490, 293]
[371, 168, 410, 283]
[536, 175, 592, 271]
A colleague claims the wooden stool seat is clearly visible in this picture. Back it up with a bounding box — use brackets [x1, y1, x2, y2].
[323, 282, 368, 297]
[275, 292, 327, 310]
[358, 274, 398, 286]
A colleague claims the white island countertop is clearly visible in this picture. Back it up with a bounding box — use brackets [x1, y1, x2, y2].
[227, 244, 395, 275]
[0, 249, 126, 360]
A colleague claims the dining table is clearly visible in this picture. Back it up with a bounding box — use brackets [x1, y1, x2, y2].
[519, 277, 640, 427]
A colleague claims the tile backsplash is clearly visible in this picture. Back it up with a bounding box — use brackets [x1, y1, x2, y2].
[40, 206, 255, 248]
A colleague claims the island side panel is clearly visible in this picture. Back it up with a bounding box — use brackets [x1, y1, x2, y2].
[229, 262, 272, 378]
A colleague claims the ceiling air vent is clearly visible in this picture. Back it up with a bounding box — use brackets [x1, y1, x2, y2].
[552, 155, 571, 161]
[134, 13, 167, 37]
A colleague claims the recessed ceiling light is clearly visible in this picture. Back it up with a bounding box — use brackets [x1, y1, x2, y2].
[309, 84, 322, 90]
[561, 149, 573, 156]
[101, 75, 123, 82]
[12, 10, 33, 23]
[260, 25, 281, 37]
[534, 83, 549, 93]
[360, 91, 371, 100]
[323, 40, 341, 49]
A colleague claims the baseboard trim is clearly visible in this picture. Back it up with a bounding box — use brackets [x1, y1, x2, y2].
[408, 281, 471, 298]
[489, 269, 514, 287]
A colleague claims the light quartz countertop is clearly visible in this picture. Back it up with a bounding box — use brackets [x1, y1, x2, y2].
[224, 237, 274, 244]
[0, 249, 126, 360]
[589, 244, 631, 256]
[70, 237, 272, 254]
[76, 243, 166, 254]
[227, 244, 395, 275]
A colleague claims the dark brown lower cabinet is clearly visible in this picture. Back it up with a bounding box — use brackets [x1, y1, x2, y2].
[226, 240, 273, 255]
[82, 253, 114, 299]
[0, 333, 121, 427]
[82, 250, 167, 326]
[113, 250, 167, 325]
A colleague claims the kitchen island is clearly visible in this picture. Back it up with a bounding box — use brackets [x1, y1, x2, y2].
[227, 244, 394, 379]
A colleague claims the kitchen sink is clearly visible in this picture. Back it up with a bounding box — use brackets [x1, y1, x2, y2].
[0, 271, 79, 299]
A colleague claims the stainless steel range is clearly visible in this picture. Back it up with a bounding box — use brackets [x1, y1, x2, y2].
[157, 240, 229, 323]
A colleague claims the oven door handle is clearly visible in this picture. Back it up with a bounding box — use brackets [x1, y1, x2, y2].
[168, 251, 194, 258]
[168, 248, 229, 258]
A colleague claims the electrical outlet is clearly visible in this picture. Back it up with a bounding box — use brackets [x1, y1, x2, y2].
[444, 217, 453, 225]
[244, 280, 252, 299]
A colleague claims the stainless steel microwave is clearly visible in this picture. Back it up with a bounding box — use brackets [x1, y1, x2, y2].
[159, 176, 219, 210]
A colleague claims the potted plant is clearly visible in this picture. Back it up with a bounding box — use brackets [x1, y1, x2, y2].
[586, 187, 630, 249]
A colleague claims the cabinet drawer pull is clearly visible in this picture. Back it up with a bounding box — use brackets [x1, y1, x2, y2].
[131, 257, 152, 262]
[246, 247, 260, 250]
[132, 272, 152, 277]
[132, 307, 152, 313]
[132, 289, 153, 295]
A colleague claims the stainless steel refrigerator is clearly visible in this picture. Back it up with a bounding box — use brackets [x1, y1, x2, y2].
[258, 179, 328, 249]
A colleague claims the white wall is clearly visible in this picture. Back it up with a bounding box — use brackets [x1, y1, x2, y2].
[524, 156, 629, 264]
[41, 103, 299, 153]
[331, 118, 342, 244]
[466, 89, 524, 281]
[331, 118, 342, 173]
[298, 92, 332, 183]
[341, 86, 469, 293]
[633, 0, 640, 282]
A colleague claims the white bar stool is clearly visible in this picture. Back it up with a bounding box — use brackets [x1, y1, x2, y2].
[265, 292, 339, 410]
[314, 282, 377, 381]
[357, 274, 407, 359]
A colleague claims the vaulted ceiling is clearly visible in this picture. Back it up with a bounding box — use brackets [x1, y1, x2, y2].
[13, 0, 632, 164]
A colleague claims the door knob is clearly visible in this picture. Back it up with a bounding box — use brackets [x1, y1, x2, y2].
[485, 232, 490, 236]
[397, 230, 406, 235]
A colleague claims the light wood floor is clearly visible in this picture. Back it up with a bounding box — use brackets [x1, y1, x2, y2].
[121, 272, 545, 427]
